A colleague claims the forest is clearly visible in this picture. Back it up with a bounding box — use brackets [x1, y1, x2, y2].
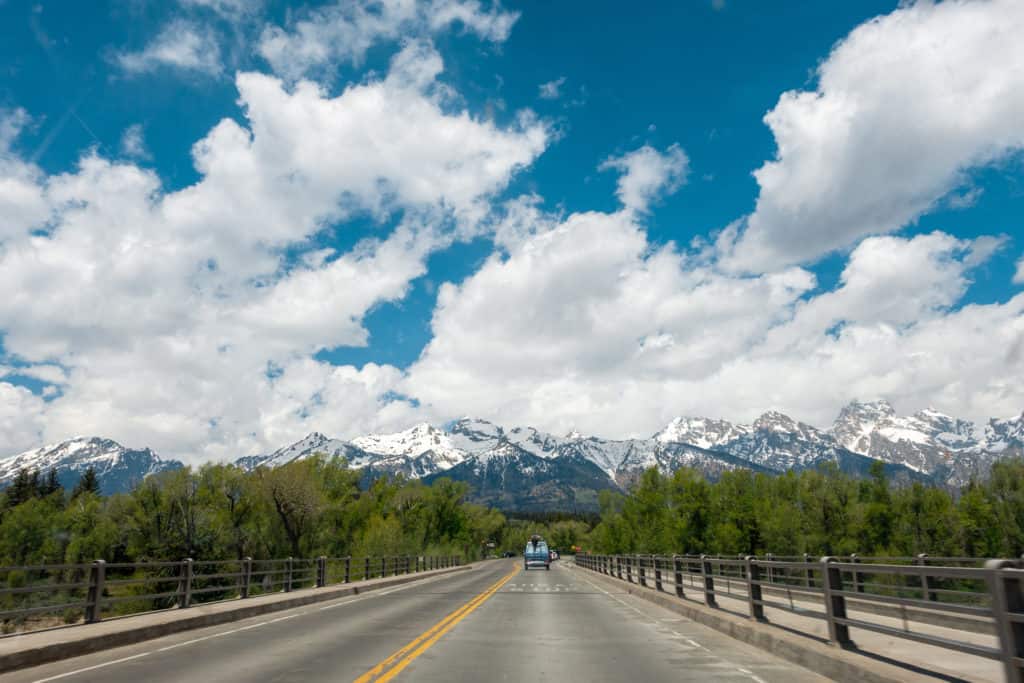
[0, 455, 508, 567]
[3, 455, 1022, 570]
[589, 459, 1024, 559]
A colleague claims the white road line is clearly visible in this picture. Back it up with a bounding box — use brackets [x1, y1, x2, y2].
[29, 567, 484, 681]
[572, 563, 774, 683]
[32, 652, 152, 682]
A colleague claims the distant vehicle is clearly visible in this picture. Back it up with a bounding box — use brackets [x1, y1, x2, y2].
[524, 534, 550, 571]
[549, 550, 559, 561]
[501, 551, 515, 558]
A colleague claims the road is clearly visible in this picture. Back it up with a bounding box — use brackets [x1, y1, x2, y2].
[1, 559, 829, 682]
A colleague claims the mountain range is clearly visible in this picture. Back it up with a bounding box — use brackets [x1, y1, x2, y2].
[2, 401, 1021, 510]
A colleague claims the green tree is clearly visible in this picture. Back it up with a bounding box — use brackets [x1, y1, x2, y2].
[71, 467, 101, 499]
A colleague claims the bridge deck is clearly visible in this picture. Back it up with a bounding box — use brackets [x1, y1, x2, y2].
[0, 559, 828, 683]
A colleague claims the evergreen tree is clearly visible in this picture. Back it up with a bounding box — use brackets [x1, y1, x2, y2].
[71, 467, 101, 499]
[43, 469, 62, 497]
[6, 469, 33, 508]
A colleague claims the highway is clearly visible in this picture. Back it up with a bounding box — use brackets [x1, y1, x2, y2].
[1, 560, 828, 682]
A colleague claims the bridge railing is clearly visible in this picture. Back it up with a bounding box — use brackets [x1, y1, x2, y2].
[0, 554, 463, 636]
[575, 553, 1024, 682]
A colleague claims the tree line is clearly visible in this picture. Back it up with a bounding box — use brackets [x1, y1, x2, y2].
[588, 459, 1024, 559]
[0, 455, 510, 568]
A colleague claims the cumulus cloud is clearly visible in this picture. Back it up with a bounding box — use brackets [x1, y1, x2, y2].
[725, 0, 1024, 273]
[0, 109, 48, 241]
[538, 76, 566, 99]
[258, 0, 518, 81]
[599, 144, 688, 213]
[119, 124, 150, 160]
[403, 199, 1023, 434]
[116, 20, 223, 76]
[1015, 254, 1024, 285]
[0, 48, 546, 460]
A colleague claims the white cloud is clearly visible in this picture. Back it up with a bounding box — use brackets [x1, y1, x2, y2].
[0, 48, 547, 461]
[599, 144, 688, 213]
[538, 76, 566, 100]
[0, 109, 48, 241]
[725, 0, 1024, 273]
[258, 0, 518, 81]
[403, 198, 1023, 436]
[119, 124, 150, 160]
[1015, 254, 1024, 285]
[0, 383, 46, 454]
[179, 0, 263, 19]
[116, 20, 223, 76]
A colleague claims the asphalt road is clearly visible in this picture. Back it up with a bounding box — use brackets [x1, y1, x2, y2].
[1, 559, 829, 682]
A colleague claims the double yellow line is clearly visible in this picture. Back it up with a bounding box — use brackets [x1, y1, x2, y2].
[354, 566, 519, 682]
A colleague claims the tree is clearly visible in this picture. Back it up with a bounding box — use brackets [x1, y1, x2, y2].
[71, 467, 101, 499]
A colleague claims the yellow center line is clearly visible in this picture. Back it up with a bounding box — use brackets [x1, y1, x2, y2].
[353, 566, 519, 683]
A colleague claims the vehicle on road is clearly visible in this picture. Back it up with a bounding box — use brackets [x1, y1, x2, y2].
[524, 534, 550, 570]
[549, 549, 559, 561]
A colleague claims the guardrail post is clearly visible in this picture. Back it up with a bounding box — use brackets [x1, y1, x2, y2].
[917, 553, 936, 601]
[344, 556, 351, 583]
[803, 553, 813, 587]
[654, 556, 663, 591]
[380, 557, 386, 578]
[987, 559, 1024, 683]
[616, 556, 622, 579]
[178, 558, 194, 608]
[850, 553, 863, 593]
[317, 556, 327, 587]
[285, 557, 293, 592]
[638, 555, 647, 587]
[700, 555, 716, 607]
[765, 552, 774, 586]
[626, 556, 633, 583]
[364, 557, 371, 580]
[746, 556, 765, 621]
[673, 555, 685, 598]
[821, 557, 852, 647]
[84, 559, 106, 623]
[241, 557, 252, 598]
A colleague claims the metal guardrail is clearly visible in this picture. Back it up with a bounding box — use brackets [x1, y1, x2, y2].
[576, 553, 1024, 683]
[0, 554, 462, 635]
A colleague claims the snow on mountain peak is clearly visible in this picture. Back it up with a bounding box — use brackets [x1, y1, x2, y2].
[350, 423, 466, 470]
[654, 416, 748, 449]
[0, 436, 181, 494]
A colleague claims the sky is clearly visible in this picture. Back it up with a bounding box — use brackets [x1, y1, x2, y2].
[0, 0, 1022, 463]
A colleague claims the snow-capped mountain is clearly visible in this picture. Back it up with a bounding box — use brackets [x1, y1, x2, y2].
[652, 411, 875, 474]
[827, 400, 1024, 484]
[7, 401, 1020, 508]
[423, 441, 616, 511]
[351, 423, 467, 471]
[0, 437, 184, 495]
[237, 424, 469, 479]
[253, 432, 368, 469]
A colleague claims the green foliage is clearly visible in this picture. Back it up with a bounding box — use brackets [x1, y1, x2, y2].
[0, 455, 507, 567]
[587, 460, 1024, 558]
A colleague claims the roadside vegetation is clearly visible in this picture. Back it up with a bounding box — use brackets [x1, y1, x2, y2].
[0, 455, 507, 568]
[589, 459, 1024, 558]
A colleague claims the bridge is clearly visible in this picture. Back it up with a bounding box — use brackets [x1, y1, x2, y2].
[0, 553, 1020, 682]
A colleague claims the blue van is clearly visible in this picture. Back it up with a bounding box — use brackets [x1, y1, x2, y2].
[524, 536, 550, 570]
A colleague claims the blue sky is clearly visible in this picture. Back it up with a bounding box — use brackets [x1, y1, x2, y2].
[0, 0, 1022, 461]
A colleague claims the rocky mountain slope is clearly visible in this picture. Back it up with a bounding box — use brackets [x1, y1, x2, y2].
[5, 401, 1020, 506]
[0, 437, 183, 495]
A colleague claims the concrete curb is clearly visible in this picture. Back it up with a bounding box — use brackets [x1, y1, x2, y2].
[567, 562, 956, 683]
[0, 564, 473, 674]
